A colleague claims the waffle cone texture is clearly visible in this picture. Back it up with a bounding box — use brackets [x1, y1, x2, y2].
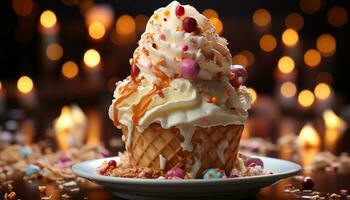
[121, 124, 243, 178]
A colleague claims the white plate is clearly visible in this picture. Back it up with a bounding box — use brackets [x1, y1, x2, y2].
[72, 156, 301, 200]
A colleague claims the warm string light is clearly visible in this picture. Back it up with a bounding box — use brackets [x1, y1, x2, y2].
[282, 28, 299, 47]
[259, 34, 277, 52]
[84, 49, 101, 68]
[0, 81, 2, 91]
[12, 0, 33, 16]
[280, 81, 297, 98]
[299, 0, 321, 14]
[115, 15, 136, 36]
[316, 34, 336, 57]
[314, 83, 331, 100]
[46, 43, 63, 61]
[304, 49, 321, 67]
[88, 21, 106, 40]
[247, 88, 257, 104]
[327, 6, 348, 27]
[62, 61, 79, 79]
[252, 8, 271, 27]
[285, 13, 304, 31]
[278, 56, 295, 74]
[298, 90, 315, 107]
[202, 9, 218, 19]
[17, 76, 34, 94]
[40, 10, 57, 28]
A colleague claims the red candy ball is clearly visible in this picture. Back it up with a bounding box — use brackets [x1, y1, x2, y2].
[230, 65, 247, 87]
[131, 64, 140, 79]
[175, 5, 185, 16]
[182, 17, 197, 33]
[244, 157, 264, 169]
[301, 176, 314, 190]
[179, 58, 200, 79]
[108, 160, 117, 167]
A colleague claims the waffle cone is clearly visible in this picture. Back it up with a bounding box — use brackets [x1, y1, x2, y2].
[121, 124, 243, 178]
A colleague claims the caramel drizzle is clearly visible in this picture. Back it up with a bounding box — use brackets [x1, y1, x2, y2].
[131, 69, 170, 124]
[113, 65, 171, 126]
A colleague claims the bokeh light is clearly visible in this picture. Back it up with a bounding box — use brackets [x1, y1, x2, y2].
[252, 9, 271, 27]
[304, 49, 321, 67]
[84, 49, 101, 68]
[327, 6, 348, 27]
[278, 56, 295, 74]
[316, 34, 336, 57]
[40, 10, 57, 28]
[135, 15, 148, 32]
[232, 54, 248, 67]
[280, 81, 297, 98]
[282, 28, 299, 46]
[259, 34, 277, 52]
[12, 0, 33, 16]
[285, 13, 304, 31]
[247, 88, 257, 104]
[0, 81, 2, 91]
[46, 43, 63, 61]
[17, 76, 34, 94]
[209, 18, 223, 34]
[62, 61, 79, 79]
[202, 9, 219, 19]
[115, 15, 136, 36]
[314, 83, 331, 100]
[298, 90, 315, 107]
[240, 50, 255, 67]
[299, 0, 321, 14]
[88, 21, 106, 40]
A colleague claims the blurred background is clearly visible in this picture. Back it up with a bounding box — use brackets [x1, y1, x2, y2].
[0, 0, 349, 154]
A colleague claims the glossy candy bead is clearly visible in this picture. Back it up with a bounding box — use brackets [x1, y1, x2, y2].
[26, 164, 40, 176]
[301, 176, 314, 190]
[245, 156, 264, 169]
[182, 17, 197, 33]
[203, 168, 226, 179]
[175, 5, 185, 16]
[165, 167, 186, 179]
[179, 58, 200, 79]
[108, 160, 117, 167]
[230, 65, 248, 87]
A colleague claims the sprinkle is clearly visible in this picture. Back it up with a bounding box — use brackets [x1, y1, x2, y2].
[182, 44, 189, 51]
[62, 181, 77, 187]
[163, 18, 167, 22]
[211, 96, 218, 104]
[152, 43, 157, 49]
[164, 10, 170, 17]
[116, 81, 123, 86]
[26, 164, 40, 176]
[138, 171, 146, 178]
[158, 91, 165, 98]
[159, 33, 166, 40]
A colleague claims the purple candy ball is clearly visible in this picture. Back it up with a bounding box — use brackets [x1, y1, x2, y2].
[179, 58, 200, 79]
[165, 167, 186, 179]
[230, 65, 248, 87]
[245, 156, 264, 169]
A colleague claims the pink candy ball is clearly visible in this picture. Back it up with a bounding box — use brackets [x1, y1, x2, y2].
[179, 58, 200, 79]
[182, 17, 197, 33]
[244, 156, 264, 169]
[230, 65, 248, 87]
[165, 167, 186, 179]
[108, 160, 117, 167]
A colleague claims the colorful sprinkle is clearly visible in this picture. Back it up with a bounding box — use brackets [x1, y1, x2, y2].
[152, 43, 157, 49]
[159, 33, 166, 40]
[138, 171, 146, 178]
[201, 119, 209, 126]
[165, 167, 186, 179]
[131, 64, 140, 79]
[182, 44, 189, 51]
[158, 90, 165, 98]
[211, 96, 218, 104]
[203, 168, 225, 179]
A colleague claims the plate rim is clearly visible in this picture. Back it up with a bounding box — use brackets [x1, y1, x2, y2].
[72, 156, 301, 185]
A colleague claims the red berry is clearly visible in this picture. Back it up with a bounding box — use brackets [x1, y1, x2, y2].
[182, 17, 197, 33]
[131, 65, 140, 79]
[108, 160, 117, 167]
[182, 44, 189, 51]
[175, 5, 185, 16]
[301, 176, 314, 190]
